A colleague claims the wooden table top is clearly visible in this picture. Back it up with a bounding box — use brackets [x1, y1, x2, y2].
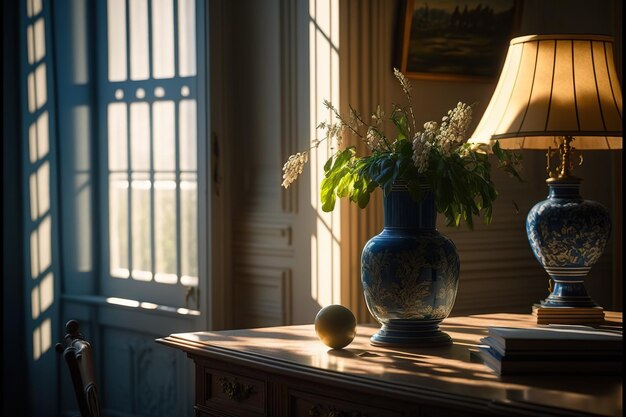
[158, 312, 623, 417]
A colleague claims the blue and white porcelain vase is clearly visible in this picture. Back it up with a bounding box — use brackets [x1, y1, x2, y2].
[361, 184, 460, 347]
[526, 178, 610, 307]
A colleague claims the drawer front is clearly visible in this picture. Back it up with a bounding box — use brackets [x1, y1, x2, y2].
[202, 367, 267, 416]
[290, 390, 405, 417]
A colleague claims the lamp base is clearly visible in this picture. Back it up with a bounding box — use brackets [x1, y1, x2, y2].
[526, 177, 610, 309]
[541, 280, 598, 307]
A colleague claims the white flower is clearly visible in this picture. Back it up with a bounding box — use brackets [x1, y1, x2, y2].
[435, 102, 472, 156]
[365, 127, 384, 151]
[372, 105, 385, 127]
[281, 151, 308, 188]
[412, 133, 432, 173]
[423, 121, 438, 140]
[393, 68, 412, 95]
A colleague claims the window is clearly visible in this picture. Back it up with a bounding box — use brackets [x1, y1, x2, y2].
[104, 0, 201, 305]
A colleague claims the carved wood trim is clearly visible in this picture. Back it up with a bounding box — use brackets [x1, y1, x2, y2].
[309, 404, 370, 417]
[216, 376, 254, 402]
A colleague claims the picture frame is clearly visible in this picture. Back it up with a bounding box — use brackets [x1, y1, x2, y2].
[397, 0, 522, 82]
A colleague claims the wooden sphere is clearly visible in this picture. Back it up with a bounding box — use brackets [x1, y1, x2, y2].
[314, 305, 357, 349]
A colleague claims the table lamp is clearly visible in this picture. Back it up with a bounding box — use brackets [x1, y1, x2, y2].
[470, 34, 622, 316]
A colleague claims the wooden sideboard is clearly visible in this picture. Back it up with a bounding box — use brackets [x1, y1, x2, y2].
[156, 312, 622, 417]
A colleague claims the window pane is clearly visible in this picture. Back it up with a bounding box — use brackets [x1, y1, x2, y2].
[154, 173, 177, 284]
[129, 0, 149, 80]
[180, 173, 197, 284]
[178, 0, 196, 76]
[152, 0, 175, 79]
[179, 99, 196, 170]
[131, 174, 152, 281]
[74, 174, 93, 272]
[109, 174, 129, 278]
[130, 102, 150, 170]
[108, 103, 128, 170]
[107, 0, 127, 81]
[153, 101, 175, 171]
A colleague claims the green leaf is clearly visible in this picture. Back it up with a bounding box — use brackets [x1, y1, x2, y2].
[391, 113, 409, 140]
[357, 190, 371, 208]
[321, 189, 336, 212]
[336, 173, 355, 198]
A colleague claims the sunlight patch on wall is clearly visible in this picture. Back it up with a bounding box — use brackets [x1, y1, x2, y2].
[24, 0, 58, 365]
[30, 216, 52, 278]
[32, 318, 52, 361]
[28, 111, 49, 163]
[27, 18, 46, 64]
[309, 0, 342, 307]
[26, 0, 43, 17]
[106, 297, 201, 315]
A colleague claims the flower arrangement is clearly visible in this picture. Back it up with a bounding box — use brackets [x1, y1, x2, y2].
[282, 69, 522, 228]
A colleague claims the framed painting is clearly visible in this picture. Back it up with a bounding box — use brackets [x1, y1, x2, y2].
[398, 0, 522, 81]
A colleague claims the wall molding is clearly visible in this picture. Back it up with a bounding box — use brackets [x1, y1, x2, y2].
[233, 265, 292, 327]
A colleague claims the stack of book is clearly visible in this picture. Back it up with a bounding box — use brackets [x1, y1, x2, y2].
[532, 304, 605, 324]
[477, 325, 622, 375]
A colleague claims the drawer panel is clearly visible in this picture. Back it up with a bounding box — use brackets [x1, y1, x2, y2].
[202, 367, 266, 415]
[290, 390, 405, 417]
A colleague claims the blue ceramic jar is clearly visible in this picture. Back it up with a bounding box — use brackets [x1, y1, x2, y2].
[361, 184, 459, 347]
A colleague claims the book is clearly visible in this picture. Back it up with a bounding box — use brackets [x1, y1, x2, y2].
[535, 317, 606, 325]
[532, 304, 605, 315]
[476, 346, 623, 376]
[480, 336, 623, 359]
[486, 325, 622, 352]
[532, 304, 606, 324]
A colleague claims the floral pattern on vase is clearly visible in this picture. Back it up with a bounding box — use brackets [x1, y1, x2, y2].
[361, 185, 459, 347]
[526, 179, 611, 306]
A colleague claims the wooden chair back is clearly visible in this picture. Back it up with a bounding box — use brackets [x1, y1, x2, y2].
[55, 320, 101, 417]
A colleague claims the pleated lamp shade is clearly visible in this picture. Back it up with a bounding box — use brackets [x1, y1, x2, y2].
[470, 34, 623, 150]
